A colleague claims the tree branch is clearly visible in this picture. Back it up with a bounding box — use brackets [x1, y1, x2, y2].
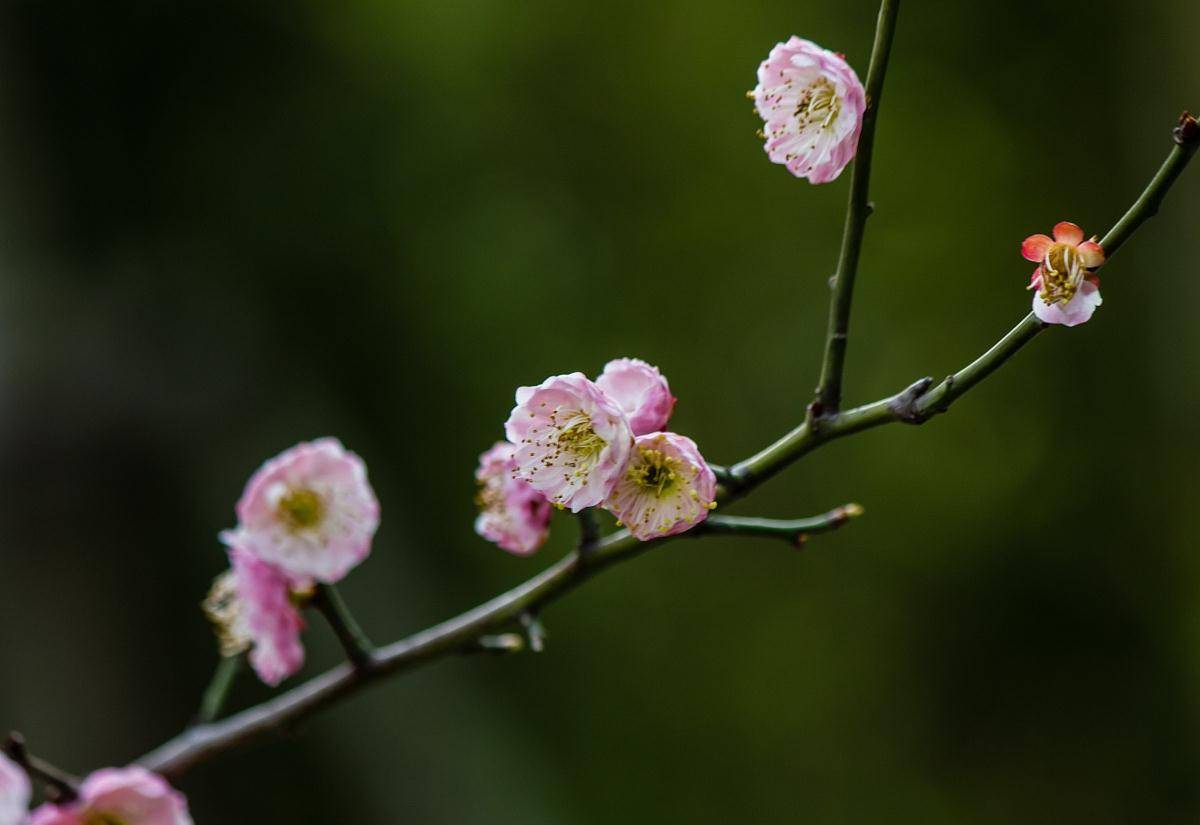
[135, 113, 1197, 785]
[701, 505, 864, 545]
[813, 0, 901, 415]
[312, 584, 376, 669]
[3, 733, 80, 802]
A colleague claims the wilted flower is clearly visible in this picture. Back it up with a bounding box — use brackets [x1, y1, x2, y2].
[1022, 221, 1105, 327]
[595, 358, 676, 436]
[0, 751, 29, 825]
[204, 546, 306, 687]
[224, 438, 380, 584]
[750, 36, 866, 184]
[505, 373, 633, 512]
[474, 441, 552, 555]
[29, 767, 191, 825]
[603, 432, 717, 541]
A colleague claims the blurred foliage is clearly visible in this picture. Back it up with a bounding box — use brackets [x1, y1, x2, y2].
[0, 1, 1198, 822]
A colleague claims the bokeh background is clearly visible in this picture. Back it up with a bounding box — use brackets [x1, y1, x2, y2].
[1, 0, 1198, 822]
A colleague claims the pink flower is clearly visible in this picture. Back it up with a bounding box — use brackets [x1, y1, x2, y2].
[603, 432, 717, 541]
[750, 36, 866, 184]
[29, 767, 190, 825]
[0, 751, 29, 825]
[474, 441, 552, 556]
[203, 546, 306, 686]
[504, 373, 634, 512]
[1022, 221, 1105, 327]
[225, 438, 380, 584]
[595, 358, 676, 436]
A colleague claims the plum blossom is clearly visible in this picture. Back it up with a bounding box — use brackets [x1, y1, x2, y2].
[603, 432, 717, 541]
[750, 36, 866, 184]
[474, 441, 552, 555]
[1022, 221, 1105, 327]
[29, 767, 190, 825]
[223, 438, 380, 584]
[0, 751, 29, 825]
[203, 545, 306, 686]
[595, 358, 676, 436]
[505, 373, 633, 512]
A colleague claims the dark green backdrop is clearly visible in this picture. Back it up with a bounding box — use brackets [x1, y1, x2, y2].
[1, 1, 1198, 822]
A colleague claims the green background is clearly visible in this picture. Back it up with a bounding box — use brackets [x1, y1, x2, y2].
[2, 1, 1199, 822]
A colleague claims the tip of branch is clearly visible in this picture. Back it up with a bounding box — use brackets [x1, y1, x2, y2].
[841, 502, 865, 520]
[2, 732, 24, 761]
[1175, 111, 1199, 146]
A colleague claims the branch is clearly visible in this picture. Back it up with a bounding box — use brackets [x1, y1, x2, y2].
[813, 0, 901, 415]
[196, 655, 242, 724]
[136, 112, 1197, 784]
[3, 732, 80, 802]
[701, 505, 864, 545]
[733, 114, 1200, 489]
[312, 584, 375, 669]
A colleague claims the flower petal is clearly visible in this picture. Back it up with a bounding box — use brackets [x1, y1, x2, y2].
[1021, 234, 1053, 262]
[1052, 221, 1084, 245]
[1077, 240, 1105, 268]
[1032, 280, 1101, 327]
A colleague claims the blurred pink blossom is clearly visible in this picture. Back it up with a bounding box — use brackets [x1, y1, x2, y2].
[224, 438, 380, 584]
[0, 751, 29, 825]
[604, 432, 717, 541]
[751, 36, 866, 184]
[29, 767, 190, 825]
[474, 441, 552, 555]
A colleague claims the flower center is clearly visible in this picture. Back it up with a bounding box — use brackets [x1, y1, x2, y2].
[555, 413, 607, 465]
[1039, 242, 1085, 305]
[277, 488, 324, 530]
[796, 78, 841, 131]
[627, 448, 681, 497]
[85, 813, 128, 825]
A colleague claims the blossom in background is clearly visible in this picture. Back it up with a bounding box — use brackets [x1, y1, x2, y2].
[505, 373, 634, 512]
[204, 546, 306, 686]
[474, 441, 552, 555]
[750, 36, 866, 184]
[29, 767, 191, 825]
[1022, 221, 1105, 327]
[604, 432, 717, 541]
[224, 438, 380, 584]
[595, 358, 676, 436]
[0, 751, 29, 825]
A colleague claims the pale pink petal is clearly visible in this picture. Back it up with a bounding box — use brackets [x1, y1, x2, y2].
[595, 358, 676, 436]
[1052, 221, 1084, 245]
[474, 441, 552, 556]
[0, 752, 30, 825]
[1032, 280, 1102, 327]
[228, 545, 306, 686]
[1077, 240, 1105, 268]
[1021, 234, 1054, 262]
[31, 768, 190, 825]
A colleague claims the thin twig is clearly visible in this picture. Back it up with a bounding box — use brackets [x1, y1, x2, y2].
[3, 732, 80, 802]
[702, 505, 864, 545]
[136, 113, 1197, 784]
[196, 655, 242, 725]
[312, 584, 376, 669]
[813, 0, 901, 415]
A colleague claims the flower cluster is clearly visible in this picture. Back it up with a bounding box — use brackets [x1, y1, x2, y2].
[1022, 221, 1105, 327]
[750, 36, 866, 184]
[476, 358, 715, 548]
[205, 438, 380, 686]
[0, 761, 191, 825]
